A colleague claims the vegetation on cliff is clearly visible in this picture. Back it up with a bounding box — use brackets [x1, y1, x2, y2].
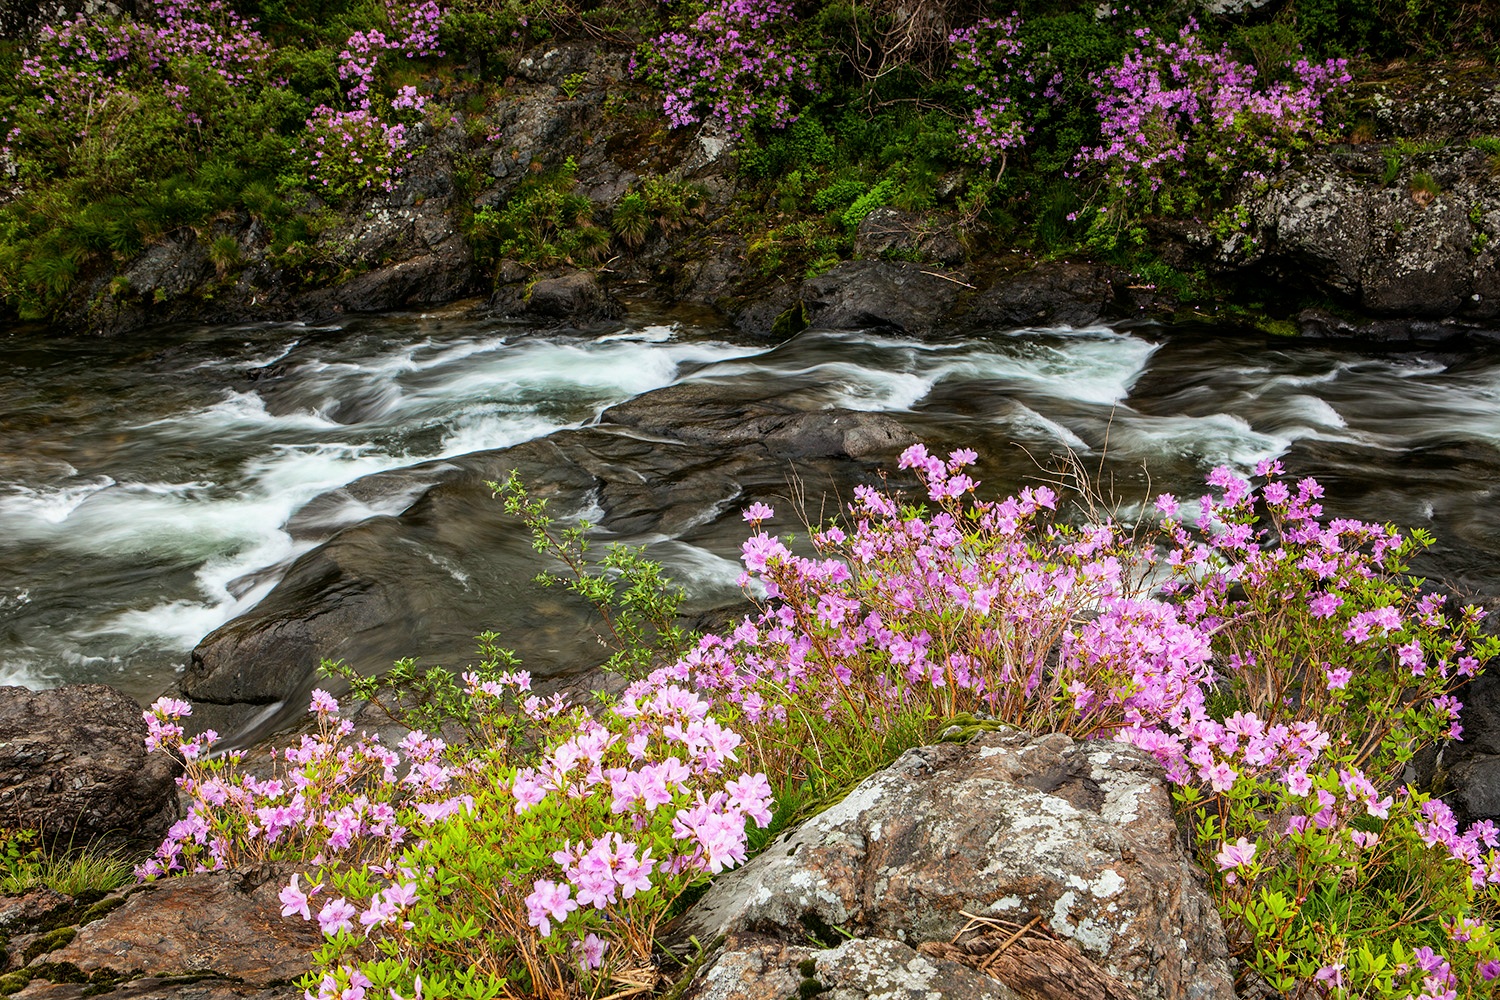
[0, 0, 1495, 326]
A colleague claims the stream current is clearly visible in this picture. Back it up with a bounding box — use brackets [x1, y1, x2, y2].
[3, 304, 1498, 709]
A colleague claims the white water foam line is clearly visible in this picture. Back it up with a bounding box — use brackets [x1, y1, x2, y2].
[3, 331, 775, 657]
[693, 327, 1159, 413]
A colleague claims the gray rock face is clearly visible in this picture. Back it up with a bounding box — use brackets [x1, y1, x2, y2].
[966, 261, 1129, 330]
[674, 728, 1235, 1000]
[0, 685, 180, 845]
[1235, 147, 1500, 320]
[853, 208, 965, 266]
[0, 0, 131, 39]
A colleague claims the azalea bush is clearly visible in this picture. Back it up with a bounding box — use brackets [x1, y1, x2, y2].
[645, 444, 1500, 997]
[142, 669, 769, 999]
[140, 443, 1500, 998]
[1074, 16, 1350, 223]
[635, 0, 815, 139]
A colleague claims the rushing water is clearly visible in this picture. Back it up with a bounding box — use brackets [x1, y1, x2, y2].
[2, 302, 1499, 708]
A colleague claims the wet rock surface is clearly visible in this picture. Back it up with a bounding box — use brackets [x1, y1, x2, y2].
[490, 268, 624, 325]
[36, 863, 317, 985]
[800, 261, 965, 336]
[0, 685, 180, 846]
[673, 728, 1235, 1000]
[180, 393, 913, 742]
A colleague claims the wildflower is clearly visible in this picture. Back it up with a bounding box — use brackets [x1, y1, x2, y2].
[524, 880, 577, 938]
[1215, 837, 1257, 871]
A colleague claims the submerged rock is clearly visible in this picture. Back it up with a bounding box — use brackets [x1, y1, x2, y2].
[0, 684, 180, 846]
[800, 261, 965, 336]
[674, 728, 1234, 1000]
[181, 396, 911, 744]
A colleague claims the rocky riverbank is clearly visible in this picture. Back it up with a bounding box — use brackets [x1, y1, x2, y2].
[2, 32, 1492, 346]
[0, 684, 1235, 1000]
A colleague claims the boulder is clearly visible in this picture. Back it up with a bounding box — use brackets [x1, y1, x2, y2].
[1234, 147, 1500, 320]
[800, 261, 965, 336]
[601, 383, 913, 461]
[0, 685, 180, 846]
[673, 728, 1235, 1000]
[965, 261, 1129, 331]
[31, 863, 319, 985]
[520, 270, 623, 323]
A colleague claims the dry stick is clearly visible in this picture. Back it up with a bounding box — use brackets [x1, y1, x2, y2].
[979, 915, 1045, 974]
[919, 269, 976, 289]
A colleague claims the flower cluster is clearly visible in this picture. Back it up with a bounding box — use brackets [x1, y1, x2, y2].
[8, 0, 271, 169]
[302, 106, 412, 196]
[300, 0, 444, 196]
[143, 669, 768, 1000]
[636, 0, 815, 140]
[337, 0, 443, 110]
[947, 13, 1061, 167]
[137, 691, 443, 878]
[1075, 17, 1349, 208]
[663, 444, 1500, 997]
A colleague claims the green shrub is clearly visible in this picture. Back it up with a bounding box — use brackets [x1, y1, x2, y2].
[470, 158, 611, 270]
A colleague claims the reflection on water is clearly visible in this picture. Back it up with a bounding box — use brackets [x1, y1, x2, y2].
[2, 305, 1499, 703]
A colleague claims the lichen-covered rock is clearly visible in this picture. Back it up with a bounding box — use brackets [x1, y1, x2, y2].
[811, 939, 1024, 1000]
[679, 933, 1026, 1000]
[673, 728, 1234, 1000]
[853, 208, 964, 267]
[12, 978, 295, 1000]
[36, 863, 319, 985]
[1234, 147, 1500, 321]
[0, 0, 132, 39]
[0, 685, 180, 845]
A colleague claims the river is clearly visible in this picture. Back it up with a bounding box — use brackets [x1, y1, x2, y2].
[2, 302, 1497, 721]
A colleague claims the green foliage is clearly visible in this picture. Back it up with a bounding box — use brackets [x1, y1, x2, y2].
[493, 471, 692, 678]
[322, 630, 524, 740]
[610, 175, 707, 247]
[1279, 0, 1498, 57]
[0, 829, 133, 897]
[470, 157, 611, 270]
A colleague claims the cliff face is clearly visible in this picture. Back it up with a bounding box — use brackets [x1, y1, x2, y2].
[13, 37, 1500, 340]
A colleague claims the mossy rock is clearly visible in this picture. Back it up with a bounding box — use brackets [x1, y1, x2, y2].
[22, 926, 75, 964]
[78, 895, 127, 926]
[0, 971, 32, 996]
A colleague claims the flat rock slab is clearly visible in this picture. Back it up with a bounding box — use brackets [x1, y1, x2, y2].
[36, 864, 317, 986]
[683, 934, 1023, 1000]
[674, 729, 1234, 1000]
